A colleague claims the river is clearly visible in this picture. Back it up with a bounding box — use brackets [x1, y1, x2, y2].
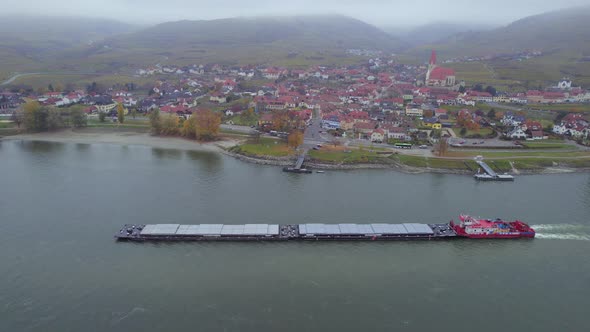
[1, 139, 589, 332]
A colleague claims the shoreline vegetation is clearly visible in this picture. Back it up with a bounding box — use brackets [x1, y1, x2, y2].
[3, 127, 590, 175]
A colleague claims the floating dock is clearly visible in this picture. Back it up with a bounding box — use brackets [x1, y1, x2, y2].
[116, 223, 457, 241]
[283, 153, 313, 173]
[474, 159, 514, 181]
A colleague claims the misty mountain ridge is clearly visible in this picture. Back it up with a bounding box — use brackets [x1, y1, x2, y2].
[382, 22, 497, 47]
[53, 15, 406, 71]
[106, 15, 403, 51]
[1, 8, 590, 77]
[421, 5, 590, 57]
[0, 16, 137, 52]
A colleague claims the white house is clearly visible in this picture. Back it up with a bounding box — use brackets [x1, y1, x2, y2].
[370, 129, 385, 143]
[405, 106, 423, 117]
[506, 128, 527, 139]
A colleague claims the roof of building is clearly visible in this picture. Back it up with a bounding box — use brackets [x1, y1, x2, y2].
[429, 67, 455, 81]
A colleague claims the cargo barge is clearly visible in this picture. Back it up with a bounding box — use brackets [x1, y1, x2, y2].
[115, 222, 457, 241]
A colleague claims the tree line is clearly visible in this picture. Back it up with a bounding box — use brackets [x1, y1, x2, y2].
[149, 108, 221, 141]
[14, 101, 87, 132]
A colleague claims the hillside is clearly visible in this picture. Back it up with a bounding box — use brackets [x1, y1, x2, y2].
[405, 6, 590, 87]
[0, 16, 137, 79]
[61, 15, 404, 70]
[383, 22, 496, 47]
[413, 6, 590, 57]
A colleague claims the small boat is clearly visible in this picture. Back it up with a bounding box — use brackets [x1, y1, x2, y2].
[316, 170, 325, 174]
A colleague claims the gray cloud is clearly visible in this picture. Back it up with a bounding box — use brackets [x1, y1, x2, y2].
[1, 0, 589, 26]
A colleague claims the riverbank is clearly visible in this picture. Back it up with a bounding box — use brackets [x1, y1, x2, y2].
[3, 128, 590, 175]
[1, 128, 241, 152]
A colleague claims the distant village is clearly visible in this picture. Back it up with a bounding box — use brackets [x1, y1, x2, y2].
[1, 50, 590, 144]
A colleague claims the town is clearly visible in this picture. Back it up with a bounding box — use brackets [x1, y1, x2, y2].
[2, 50, 590, 169]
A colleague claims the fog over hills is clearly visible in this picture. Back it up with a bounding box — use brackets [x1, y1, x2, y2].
[382, 22, 498, 47]
[416, 6, 590, 57]
[1, 7, 590, 76]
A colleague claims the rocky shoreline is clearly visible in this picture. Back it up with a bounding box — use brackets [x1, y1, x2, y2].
[222, 149, 590, 175]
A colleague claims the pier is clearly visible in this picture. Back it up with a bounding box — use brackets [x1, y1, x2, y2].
[283, 151, 312, 173]
[474, 157, 514, 181]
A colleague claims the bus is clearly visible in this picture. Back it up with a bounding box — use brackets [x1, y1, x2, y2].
[394, 143, 412, 149]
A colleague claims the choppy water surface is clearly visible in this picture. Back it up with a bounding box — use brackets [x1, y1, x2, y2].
[1, 140, 589, 332]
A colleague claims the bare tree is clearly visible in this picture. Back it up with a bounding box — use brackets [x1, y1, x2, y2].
[436, 138, 449, 156]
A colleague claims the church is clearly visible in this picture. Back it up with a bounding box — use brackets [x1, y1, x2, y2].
[425, 50, 456, 87]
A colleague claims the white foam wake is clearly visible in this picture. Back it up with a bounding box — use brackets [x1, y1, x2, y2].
[531, 224, 589, 231]
[530, 224, 590, 241]
[534, 233, 590, 241]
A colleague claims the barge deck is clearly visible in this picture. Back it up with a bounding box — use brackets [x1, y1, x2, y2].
[115, 223, 457, 241]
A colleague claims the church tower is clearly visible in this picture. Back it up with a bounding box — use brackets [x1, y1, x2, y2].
[426, 50, 437, 82]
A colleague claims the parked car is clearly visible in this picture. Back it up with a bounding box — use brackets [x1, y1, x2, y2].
[419, 145, 428, 149]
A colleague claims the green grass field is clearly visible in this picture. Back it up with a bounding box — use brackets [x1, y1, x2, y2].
[392, 155, 472, 170]
[232, 137, 293, 157]
[9, 72, 157, 93]
[522, 141, 572, 149]
[308, 148, 385, 163]
[446, 62, 522, 90]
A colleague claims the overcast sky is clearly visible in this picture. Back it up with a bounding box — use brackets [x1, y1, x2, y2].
[1, 0, 588, 27]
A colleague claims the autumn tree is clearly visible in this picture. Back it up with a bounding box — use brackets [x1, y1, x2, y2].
[117, 103, 125, 124]
[456, 111, 471, 127]
[149, 108, 162, 134]
[466, 121, 480, 131]
[22, 101, 48, 132]
[160, 114, 180, 136]
[182, 114, 198, 139]
[47, 108, 64, 131]
[271, 111, 290, 132]
[423, 110, 434, 118]
[70, 108, 87, 128]
[11, 109, 23, 128]
[240, 107, 257, 126]
[287, 131, 304, 149]
[195, 109, 221, 141]
[436, 138, 449, 156]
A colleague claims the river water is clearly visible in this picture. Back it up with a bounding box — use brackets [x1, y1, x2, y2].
[1, 139, 590, 332]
